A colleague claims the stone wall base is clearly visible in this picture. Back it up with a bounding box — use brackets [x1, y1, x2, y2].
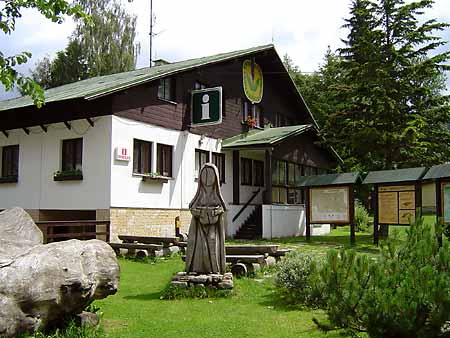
[109, 207, 191, 242]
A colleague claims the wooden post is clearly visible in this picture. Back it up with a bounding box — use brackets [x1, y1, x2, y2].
[373, 184, 379, 246]
[305, 187, 311, 241]
[264, 149, 272, 205]
[349, 185, 356, 245]
[415, 181, 422, 220]
[232, 150, 240, 205]
[435, 179, 442, 246]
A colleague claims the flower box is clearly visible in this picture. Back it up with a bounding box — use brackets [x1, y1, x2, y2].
[0, 176, 18, 184]
[53, 170, 83, 182]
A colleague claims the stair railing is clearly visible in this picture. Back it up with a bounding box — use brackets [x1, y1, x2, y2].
[232, 188, 261, 222]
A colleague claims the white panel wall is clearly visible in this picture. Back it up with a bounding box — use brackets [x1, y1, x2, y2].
[262, 204, 330, 239]
[110, 116, 233, 209]
[0, 117, 111, 210]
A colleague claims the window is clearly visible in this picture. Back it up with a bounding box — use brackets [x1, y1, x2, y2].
[253, 160, 264, 186]
[195, 149, 209, 178]
[274, 112, 287, 127]
[62, 138, 82, 171]
[157, 144, 173, 177]
[194, 81, 207, 90]
[212, 152, 225, 184]
[133, 139, 152, 174]
[242, 100, 262, 128]
[287, 188, 303, 204]
[158, 77, 176, 102]
[241, 158, 252, 185]
[1, 145, 19, 177]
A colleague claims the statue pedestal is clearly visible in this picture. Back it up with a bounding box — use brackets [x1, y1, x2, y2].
[171, 271, 233, 289]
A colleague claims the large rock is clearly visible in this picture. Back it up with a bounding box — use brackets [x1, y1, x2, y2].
[0, 208, 120, 338]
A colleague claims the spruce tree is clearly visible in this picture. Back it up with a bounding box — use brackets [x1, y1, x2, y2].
[321, 0, 450, 171]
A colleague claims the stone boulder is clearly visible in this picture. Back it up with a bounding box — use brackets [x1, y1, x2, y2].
[0, 208, 120, 338]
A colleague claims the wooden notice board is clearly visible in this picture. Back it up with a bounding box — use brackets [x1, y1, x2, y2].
[442, 182, 450, 225]
[309, 186, 350, 224]
[378, 185, 416, 225]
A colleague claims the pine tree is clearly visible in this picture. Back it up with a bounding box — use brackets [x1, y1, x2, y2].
[321, 0, 450, 171]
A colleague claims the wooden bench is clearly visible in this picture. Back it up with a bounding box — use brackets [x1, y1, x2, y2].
[118, 235, 183, 247]
[108, 242, 163, 256]
[225, 245, 279, 256]
[182, 254, 266, 265]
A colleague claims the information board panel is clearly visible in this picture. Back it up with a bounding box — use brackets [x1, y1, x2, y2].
[378, 185, 416, 225]
[310, 186, 350, 224]
[442, 182, 450, 225]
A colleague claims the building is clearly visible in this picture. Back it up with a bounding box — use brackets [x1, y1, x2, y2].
[0, 44, 339, 241]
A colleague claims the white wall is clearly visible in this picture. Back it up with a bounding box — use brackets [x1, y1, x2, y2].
[110, 116, 233, 210]
[262, 204, 331, 238]
[227, 204, 256, 237]
[0, 117, 111, 210]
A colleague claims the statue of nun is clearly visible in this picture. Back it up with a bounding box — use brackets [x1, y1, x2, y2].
[186, 163, 227, 275]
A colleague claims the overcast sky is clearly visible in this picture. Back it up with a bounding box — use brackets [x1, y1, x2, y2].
[1, 0, 449, 100]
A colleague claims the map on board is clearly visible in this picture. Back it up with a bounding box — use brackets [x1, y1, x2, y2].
[443, 183, 450, 224]
[378, 185, 415, 225]
[310, 187, 349, 224]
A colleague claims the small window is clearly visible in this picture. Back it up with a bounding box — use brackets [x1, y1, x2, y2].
[272, 160, 287, 186]
[133, 139, 152, 174]
[241, 158, 252, 185]
[158, 77, 176, 102]
[1, 145, 19, 178]
[62, 138, 82, 171]
[287, 188, 303, 204]
[194, 81, 207, 90]
[288, 163, 296, 186]
[242, 100, 262, 128]
[195, 149, 209, 177]
[272, 187, 287, 204]
[212, 152, 225, 184]
[253, 160, 264, 186]
[157, 144, 173, 177]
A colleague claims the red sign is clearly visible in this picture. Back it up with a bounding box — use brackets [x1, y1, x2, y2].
[115, 147, 130, 161]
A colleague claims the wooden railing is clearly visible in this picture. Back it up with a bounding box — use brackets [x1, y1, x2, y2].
[232, 188, 261, 222]
[35, 220, 110, 244]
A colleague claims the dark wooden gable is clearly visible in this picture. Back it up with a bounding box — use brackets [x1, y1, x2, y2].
[111, 49, 315, 140]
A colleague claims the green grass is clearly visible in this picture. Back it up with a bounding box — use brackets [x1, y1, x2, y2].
[95, 256, 348, 338]
[70, 219, 440, 337]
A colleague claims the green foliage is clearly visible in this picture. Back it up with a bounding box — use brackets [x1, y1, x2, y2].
[314, 219, 450, 338]
[0, 1, 86, 106]
[287, 0, 450, 172]
[354, 200, 370, 232]
[18, 320, 104, 338]
[160, 284, 233, 300]
[274, 251, 324, 306]
[32, 0, 140, 89]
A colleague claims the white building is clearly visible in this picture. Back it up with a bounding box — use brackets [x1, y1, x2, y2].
[0, 45, 339, 241]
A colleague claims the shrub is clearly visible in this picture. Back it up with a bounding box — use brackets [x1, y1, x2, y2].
[315, 219, 450, 338]
[274, 251, 323, 306]
[160, 284, 232, 300]
[354, 200, 370, 232]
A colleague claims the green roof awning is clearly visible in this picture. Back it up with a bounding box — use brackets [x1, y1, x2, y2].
[222, 125, 313, 149]
[0, 44, 275, 112]
[297, 172, 360, 187]
[363, 167, 427, 184]
[422, 164, 450, 180]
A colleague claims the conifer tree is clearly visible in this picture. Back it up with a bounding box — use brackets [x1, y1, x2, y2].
[321, 0, 450, 171]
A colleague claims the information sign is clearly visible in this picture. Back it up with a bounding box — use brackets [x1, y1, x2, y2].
[378, 185, 416, 225]
[309, 186, 350, 224]
[442, 182, 450, 224]
[191, 87, 222, 127]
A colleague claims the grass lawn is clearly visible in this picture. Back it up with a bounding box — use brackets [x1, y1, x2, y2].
[95, 218, 438, 338]
[95, 256, 345, 338]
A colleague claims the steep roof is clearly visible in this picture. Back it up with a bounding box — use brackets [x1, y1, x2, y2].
[0, 44, 275, 112]
[222, 125, 313, 149]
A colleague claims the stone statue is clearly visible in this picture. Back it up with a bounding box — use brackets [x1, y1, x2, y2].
[186, 163, 227, 275]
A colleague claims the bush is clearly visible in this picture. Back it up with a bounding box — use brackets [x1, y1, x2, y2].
[314, 219, 450, 338]
[274, 251, 323, 306]
[354, 200, 370, 232]
[19, 320, 104, 338]
[160, 284, 233, 300]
